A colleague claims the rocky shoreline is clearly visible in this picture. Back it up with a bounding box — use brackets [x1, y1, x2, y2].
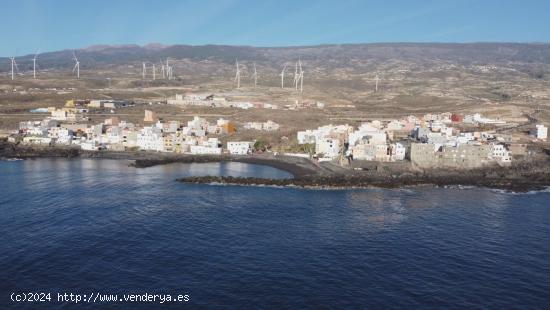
[3, 140, 550, 192]
[176, 166, 550, 192]
[0, 140, 318, 177]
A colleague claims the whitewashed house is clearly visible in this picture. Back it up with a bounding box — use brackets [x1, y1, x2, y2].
[227, 141, 254, 155]
[491, 144, 512, 164]
[536, 124, 548, 140]
[316, 138, 340, 159]
[137, 126, 164, 151]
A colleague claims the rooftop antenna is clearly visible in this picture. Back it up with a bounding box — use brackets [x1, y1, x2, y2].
[280, 65, 287, 88]
[32, 50, 40, 79]
[72, 52, 80, 79]
[251, 62, 258, 88]
[234, 59, 241, 89]
[374, 74, 380, 92]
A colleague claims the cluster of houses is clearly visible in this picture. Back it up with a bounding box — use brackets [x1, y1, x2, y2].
[29, 99, 134, 121]
[9, 103, 550, 170]
[14, 111, 257, 156]
[284, 100, 325, 110]
[297, 112, 548, 168]
[167, 94, 278, 110]
[297, 122, 407, 162]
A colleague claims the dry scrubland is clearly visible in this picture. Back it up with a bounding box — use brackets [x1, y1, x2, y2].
[1, 43, 550, 148]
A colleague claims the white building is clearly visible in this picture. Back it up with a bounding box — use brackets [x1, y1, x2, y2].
[48, 127, 73, 145]
[137, 126, 164, 151]
[22, 136, 52, 145]
[189, 145, 222, 155]
[491, 144, 512, 164]
[187, 116, 208, 131]
[392, 143, 406, 161]
[536, 124, 548, 140]
[81, 141, 101, 151]
[227, 141, 254, 155]
[316, 138, 340, 159]
[263, 120, 280, 131]
[348, 123, 385, 146]
[243, 120, 279, 131]
[297, 130, 317, 144]
[51, 109, 68, 121]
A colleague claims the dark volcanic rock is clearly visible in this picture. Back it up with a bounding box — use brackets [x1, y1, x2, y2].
[0, 141, 80, 159]
[177, 169, 550, 192]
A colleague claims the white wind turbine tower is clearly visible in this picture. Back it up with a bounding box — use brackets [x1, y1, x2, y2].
[234, 59, 241, 89]
[10, 57, 19, 80]
[72, 52, 80, 79]
[142, 62, 147, 79]
[298, 60, 304, 93]
[165, 58, 173, 80]
[32, 50, 40, 79]
[293, 62, 299, 90]
[374, 74, 380, 92]
[160, 60, 166, 79]
[280, 65, 287, 88]
[251, 62, 258, 88]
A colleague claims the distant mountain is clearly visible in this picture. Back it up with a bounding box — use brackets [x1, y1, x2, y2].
[2, 43, 550, 73]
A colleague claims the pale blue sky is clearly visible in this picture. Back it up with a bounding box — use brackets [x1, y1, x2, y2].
[2, 0, 549, 56]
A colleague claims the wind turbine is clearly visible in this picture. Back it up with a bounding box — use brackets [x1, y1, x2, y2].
[142, 62, 146, 79]
[160, 59, 166, 79]
[374, 74, 380, 92]
[280, 65, 286, 88]
[72, 52, 80, 79]
[251, 62, 258, 88]
[10, 57, 19, 81]
[32, 50, 40, 79]
[298, 60, 304, 93]
[165, 58, 174, 80]
[293, 62, 299, 90]
[234, 59, 241, 89]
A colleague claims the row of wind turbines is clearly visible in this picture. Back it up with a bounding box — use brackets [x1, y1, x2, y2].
[7, 51, 81, 80]
[6, 51, 173, 81]
[142, 59, 174, 80]
[8, 51, 41, 80]
[235, 59, 305, 92]
[6, 53, 381, 93]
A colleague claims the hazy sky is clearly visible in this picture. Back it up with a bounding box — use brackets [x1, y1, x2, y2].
[2, 0, 550, 56]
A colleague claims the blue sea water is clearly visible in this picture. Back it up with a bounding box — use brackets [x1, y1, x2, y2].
[1, 158, 550, 309]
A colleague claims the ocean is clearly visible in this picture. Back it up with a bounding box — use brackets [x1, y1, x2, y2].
[1, 158, 550, 308]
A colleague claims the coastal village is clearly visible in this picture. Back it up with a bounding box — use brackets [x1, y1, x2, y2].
[6, 94, 549, 170]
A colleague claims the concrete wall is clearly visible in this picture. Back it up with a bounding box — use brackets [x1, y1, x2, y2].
[411, 143, 493, 169]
